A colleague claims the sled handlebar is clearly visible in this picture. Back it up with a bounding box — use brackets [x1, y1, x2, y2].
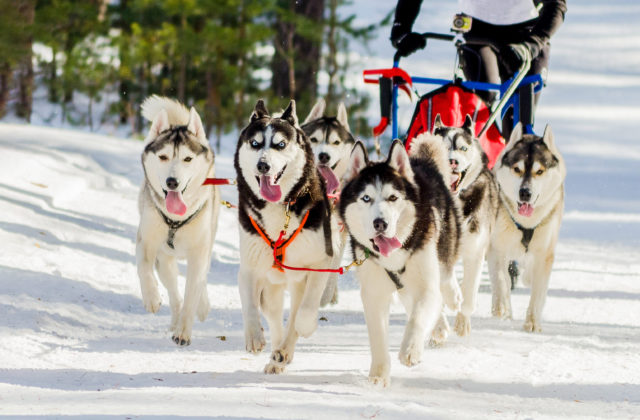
[393, 32, 456, 63]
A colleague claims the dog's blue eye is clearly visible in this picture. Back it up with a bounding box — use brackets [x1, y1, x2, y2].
[361, 195, 371, 203]
[460, 146, 468, 152]
[250, 140, 260, 148]
[278, 141, 286, 148]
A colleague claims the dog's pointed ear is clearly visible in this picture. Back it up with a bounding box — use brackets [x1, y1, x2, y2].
[337, 102, 350, 131]
[345, 141, 368, 181]
[280, 100, 299, 127]
[303, 98, 325, 124]
[387, 139, 414, 180]
[187, 107, 206, 142]
[541, 124, 557, 152]
[502, 122, 523, 154]
[250, 99, 269, 123]
[433, 114, 443, 133]
[463, 114, 474, 135]
[148, 108, 170, 141]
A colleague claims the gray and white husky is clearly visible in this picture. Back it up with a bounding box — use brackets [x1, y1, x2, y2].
[431, 114, 499, 339]
[234, 99, 340, 374]
[339, 138, 462, 386]
[136, 95, 220, 346]
[301, 98, 355, 305]
[489, 123, 566, 332]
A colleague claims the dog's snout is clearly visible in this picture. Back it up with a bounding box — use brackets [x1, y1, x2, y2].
[257, 161, 271, 174]
[519, 187, 532, 202]
[318, 152, 331, 165]
[449, 159, 458, 168]
[373, 218, 388, 233]
[166, 177, 179, 190]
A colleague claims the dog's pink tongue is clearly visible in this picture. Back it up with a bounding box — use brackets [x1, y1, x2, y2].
[518, 202, 534, 217]
[373, 235, 402, 257]
[259, 175, 282, 202]
[166, 191, 187, 216]
[318, 165, 340, 194]
[450, 173, 460, 192]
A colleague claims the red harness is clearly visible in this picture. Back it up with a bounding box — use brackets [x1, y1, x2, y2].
[202, 178, 236, 186]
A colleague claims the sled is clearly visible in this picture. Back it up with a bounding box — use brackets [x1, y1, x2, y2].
[363, 32, 544, 168]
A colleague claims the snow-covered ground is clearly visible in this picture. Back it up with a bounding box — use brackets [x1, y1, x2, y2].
[1, 1, 639, 418]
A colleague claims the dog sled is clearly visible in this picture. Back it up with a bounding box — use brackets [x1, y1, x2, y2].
[363, 32, 544, 168]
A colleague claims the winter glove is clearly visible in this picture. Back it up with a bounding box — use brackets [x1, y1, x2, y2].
[391, 32, 426, 58]
[500, 43, 532, 75]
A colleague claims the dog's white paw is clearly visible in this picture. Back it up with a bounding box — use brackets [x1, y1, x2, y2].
[429, 318, 450, 347]
[523, 313, 542, 333]
[398, 342, 422, 367]
[441, 279, 462, 312]
[245, 325, 266, 353]
[368, 374, 390, 387]
[492, 299, 512, 319]
[295, 308, 318, 338]
[142, 292, 162, 314]
[263, 349, 292, 374]
[171, 328, 192, 346]
[454, 312, 471, 337]
[196, 292, 210, 322]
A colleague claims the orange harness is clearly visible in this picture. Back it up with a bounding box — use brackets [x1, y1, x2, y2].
[248, 210, 310, 272]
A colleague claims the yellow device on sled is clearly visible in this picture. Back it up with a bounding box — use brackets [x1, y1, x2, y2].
[452, 14, 472, 33]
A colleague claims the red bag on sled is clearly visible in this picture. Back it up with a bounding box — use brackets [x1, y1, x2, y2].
[404, 83, 505, 168]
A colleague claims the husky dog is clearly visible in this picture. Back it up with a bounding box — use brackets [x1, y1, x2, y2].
[235, 99, 338, 374]
[136, 95, 220, 346]
[430, 114, 499, 338]
[301, 98, 355, 305]
[340, 138, 462, 386]
[489, 123, 566, 332]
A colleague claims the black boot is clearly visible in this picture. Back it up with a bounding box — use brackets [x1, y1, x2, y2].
[508, 260, 519, 290]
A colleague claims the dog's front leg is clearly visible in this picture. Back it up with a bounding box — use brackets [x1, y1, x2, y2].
[136, 233, 162, 314]
[172, 249, 210, 346]
[295, 270, 329, 338]
[455, 239, 487, 337]
[264, 279, 305, 374]
[359, 264, 395, 387]
[238, 267, 266, 353]
[155, 255, 181, 331]
[523, 249, 554, 333]
[487, 247, 513, 319]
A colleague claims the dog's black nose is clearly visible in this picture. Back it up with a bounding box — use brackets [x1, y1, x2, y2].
[318, 152, 331, 165]
[257, 161, 270, 174]
[373, 218, 388, 233]
[166, 177, 179, 190]
[519, 187, 532, 202]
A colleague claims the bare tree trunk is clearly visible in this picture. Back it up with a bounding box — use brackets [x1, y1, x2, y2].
[16, 0, 35, 122]
[0, 62, 10, 118]
[325, 0, 338, 107]
[234, 0, 248, 129]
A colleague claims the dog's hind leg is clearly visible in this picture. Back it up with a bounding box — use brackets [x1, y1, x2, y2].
[238, 268, 266, 353]
[455, 241, 486, 337]
[261, 282, 286, 351]
[523, 250, 554, 333]
[488, 248, 513, 319]
[265, 279, 305, 374]
[136, 237, 162, 314]
[295, 271, 329, 338]
[155, 255, 181, 331]
[172, 249, 210, 346]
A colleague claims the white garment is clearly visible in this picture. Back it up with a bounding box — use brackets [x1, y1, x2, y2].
[459, 0, 539, 25]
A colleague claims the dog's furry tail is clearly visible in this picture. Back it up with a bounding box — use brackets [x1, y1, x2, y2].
[407, 132, 451, 180]
[141, 95, 190, 126]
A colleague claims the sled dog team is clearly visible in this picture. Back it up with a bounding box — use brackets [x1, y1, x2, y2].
[136, 95, 566, 386]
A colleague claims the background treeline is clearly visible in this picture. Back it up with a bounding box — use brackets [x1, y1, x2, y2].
[0, 0, 390, 146]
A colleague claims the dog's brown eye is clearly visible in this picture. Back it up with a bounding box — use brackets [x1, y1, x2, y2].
[333, 140, 340, 145]
[310, 137, 318, 143]
[513, 166, 521, 174]
[536, 169, 544, 175]
[159, 155, 169, 161]
[388, 195, 398, 202]
[184, 157, 192, 162]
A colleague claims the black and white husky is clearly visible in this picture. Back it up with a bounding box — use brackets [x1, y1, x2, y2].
[340, 138, 462, 386]
[234, 99, 339, 374]
[301, 98, 355, 305]
[489, 123, 566, 332]
[431, 114, 499, 339]
[137, 95, 220, 346]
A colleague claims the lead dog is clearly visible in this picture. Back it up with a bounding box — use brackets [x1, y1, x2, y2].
[301, 98, 355, 305]
[488, 123, 566, 332]
[340, 137, 462, 386]
[235, 99, 339, 374]
[137, 95, 221, 346]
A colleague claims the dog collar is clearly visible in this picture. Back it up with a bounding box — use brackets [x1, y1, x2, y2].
[157, 204, 205, 249]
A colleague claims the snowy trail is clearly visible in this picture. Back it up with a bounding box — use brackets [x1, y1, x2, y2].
[2, 0, 640, 418]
